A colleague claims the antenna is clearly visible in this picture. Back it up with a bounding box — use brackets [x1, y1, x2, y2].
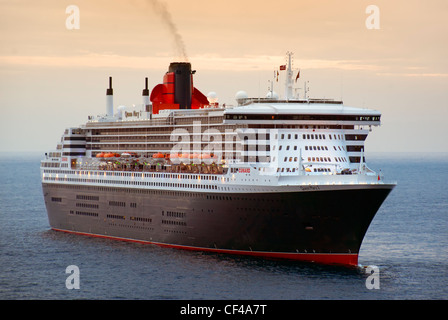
[304, 80, 309, 100]
[284, 51, 294, 101]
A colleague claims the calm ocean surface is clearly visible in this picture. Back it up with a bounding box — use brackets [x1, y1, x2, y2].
[0, 152, 447, 301]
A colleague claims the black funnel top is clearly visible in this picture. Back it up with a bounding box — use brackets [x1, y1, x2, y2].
[106, 77, 113, 95]
[169, 62, 192, 109]
[142, 77, 149, 96]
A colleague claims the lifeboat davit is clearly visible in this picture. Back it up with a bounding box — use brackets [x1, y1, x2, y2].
[166, 153, 179, 159]
[201, 154, 217, 160]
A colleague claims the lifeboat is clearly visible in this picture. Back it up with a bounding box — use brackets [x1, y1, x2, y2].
[152, 152, 165, 158]
[96, 152, 105, 158]
[104, 152, 115, 158]
[201, 154, 217, 163]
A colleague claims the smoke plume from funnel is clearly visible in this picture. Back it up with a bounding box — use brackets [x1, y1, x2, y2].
[147, 0, 188, 61]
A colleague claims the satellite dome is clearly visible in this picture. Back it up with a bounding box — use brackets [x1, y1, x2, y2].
[235, 90, 248, 105]
[207, 91, 218, 104]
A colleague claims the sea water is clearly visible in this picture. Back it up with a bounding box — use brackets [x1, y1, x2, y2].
[0, 152, 447, 300]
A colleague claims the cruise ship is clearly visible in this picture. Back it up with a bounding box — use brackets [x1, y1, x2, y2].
[41, 53, 395, 267]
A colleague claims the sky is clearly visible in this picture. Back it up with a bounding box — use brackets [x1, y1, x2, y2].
[0, 0, 447, 154]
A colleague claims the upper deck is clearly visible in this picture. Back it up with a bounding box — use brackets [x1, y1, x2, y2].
[224, 99, 381, 126]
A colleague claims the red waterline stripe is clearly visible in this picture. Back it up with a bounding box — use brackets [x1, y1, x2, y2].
[52, 228, 358, 267]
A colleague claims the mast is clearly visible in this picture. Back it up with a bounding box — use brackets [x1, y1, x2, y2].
[285, 52, 293, 101]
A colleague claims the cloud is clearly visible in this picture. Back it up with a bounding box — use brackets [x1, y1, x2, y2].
[0, 53, 386, 73]
[375, 72, 448, 78]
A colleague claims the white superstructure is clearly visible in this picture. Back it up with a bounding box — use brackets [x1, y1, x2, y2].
[41, 53, 391, 193]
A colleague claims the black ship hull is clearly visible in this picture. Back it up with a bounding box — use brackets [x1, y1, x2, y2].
[42, 183, 394, 266]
